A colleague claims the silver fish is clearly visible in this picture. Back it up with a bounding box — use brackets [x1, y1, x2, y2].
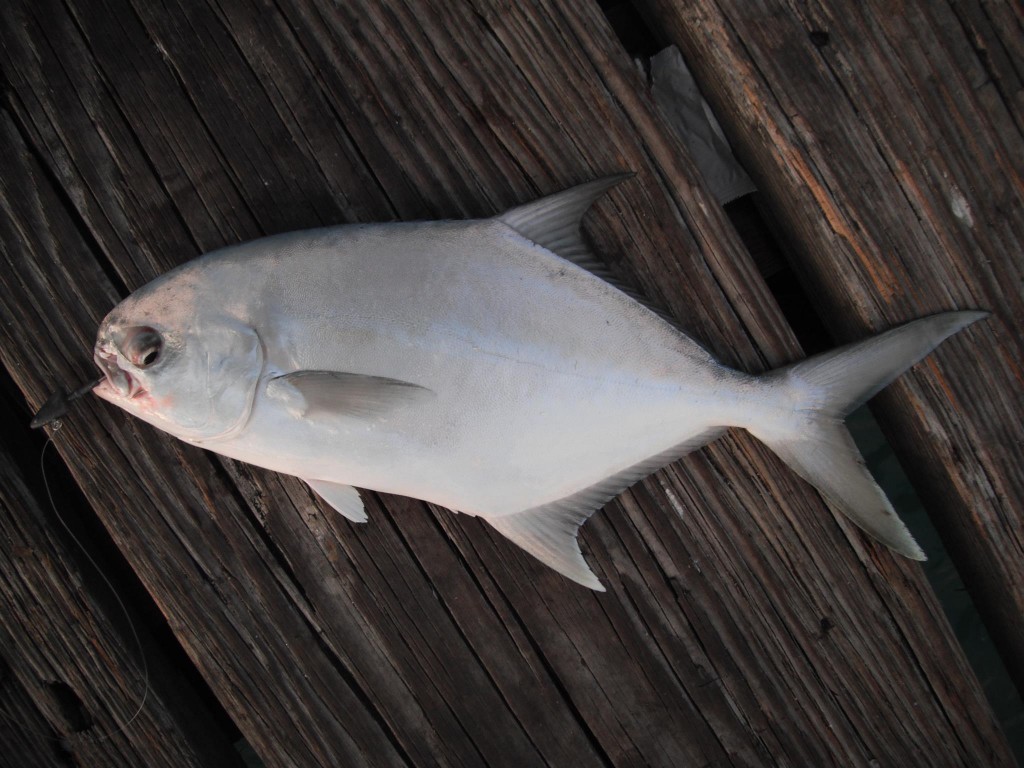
[93, 176, 984, 589]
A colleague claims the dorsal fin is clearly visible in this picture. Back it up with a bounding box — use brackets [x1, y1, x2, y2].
[497, 174, 632, 275]
[497, 174, 684, 326]
[486, 428, 724, 590]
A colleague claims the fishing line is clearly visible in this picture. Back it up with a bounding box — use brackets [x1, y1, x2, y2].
[0, 424, 150, 743]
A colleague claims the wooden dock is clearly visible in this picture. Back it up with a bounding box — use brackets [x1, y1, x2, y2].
[1, 0, 1020, 765]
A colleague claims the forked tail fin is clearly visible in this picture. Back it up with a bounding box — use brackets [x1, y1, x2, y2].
[750, 311, 987, 559]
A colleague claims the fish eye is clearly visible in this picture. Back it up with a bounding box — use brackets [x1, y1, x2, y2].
[124, 327, 163, 369]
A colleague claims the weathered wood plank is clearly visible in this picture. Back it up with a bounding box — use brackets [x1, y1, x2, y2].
[0, 655, 73, 768]
[633, 0, 1024, 698]
[0, 0, 1017, 765]
[0, 422, 244, 767]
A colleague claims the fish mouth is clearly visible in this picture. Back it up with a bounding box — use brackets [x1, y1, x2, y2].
[94, 346, 146, 400]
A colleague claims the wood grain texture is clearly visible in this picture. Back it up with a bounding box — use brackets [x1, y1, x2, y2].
[0, 656, 74, 768]
[632, 0, 1024, 698]
[0, 430, 244, 767]
[0, 0, 1016, 765]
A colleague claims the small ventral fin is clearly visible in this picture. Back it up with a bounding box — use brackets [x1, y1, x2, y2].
[486, 428, 724, 590]
[497, 174, 632, 279]
[305, 479, 368, 523]
[267, 371, 433, 420]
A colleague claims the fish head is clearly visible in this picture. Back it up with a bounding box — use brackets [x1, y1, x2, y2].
[93, 271, 264, 443]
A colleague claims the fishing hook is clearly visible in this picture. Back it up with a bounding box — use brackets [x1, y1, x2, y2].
[30, 376, 105, 429]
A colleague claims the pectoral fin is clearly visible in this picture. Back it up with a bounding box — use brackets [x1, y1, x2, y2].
[305, 479, 367, 523]
[267, 371, 433, 420]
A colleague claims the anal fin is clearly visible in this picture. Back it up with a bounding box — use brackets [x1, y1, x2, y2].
[487, 504, 604, 591]
[486, 428, 725, 590]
